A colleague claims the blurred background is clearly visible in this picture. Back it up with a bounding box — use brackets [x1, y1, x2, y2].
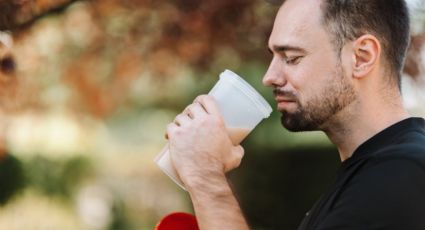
[0, 0, 423, 229]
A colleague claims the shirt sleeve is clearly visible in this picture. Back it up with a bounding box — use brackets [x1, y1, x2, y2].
[316, 158, 425, 230]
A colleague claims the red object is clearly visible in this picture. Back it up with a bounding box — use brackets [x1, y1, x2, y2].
[155, 212, 200, 230]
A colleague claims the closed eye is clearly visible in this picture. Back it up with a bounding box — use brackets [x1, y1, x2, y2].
[285, 56, 303, 65]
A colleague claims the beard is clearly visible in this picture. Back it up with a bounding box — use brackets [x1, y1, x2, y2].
[279, 64, 356, 132]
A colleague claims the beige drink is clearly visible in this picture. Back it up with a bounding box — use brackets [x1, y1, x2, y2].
[227, 127, 251, 145]
[155, 70, 272, 190]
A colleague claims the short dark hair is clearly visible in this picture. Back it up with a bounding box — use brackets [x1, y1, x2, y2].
[321, 0, 410, 88]
[270, 0, 410, 88]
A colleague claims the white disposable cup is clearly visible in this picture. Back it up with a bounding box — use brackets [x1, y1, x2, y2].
[154, 69, 272, 190]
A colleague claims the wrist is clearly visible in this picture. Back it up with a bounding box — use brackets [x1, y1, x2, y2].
[177, 162, 225, 190]
[184, 171, 232, 196]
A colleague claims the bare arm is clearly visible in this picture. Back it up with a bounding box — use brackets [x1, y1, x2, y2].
[186, 171, 249, 230]
[166, 95, 249, 229]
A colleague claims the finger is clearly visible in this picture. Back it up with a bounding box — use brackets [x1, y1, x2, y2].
[186, 102, 208, 118]
[195, 95, 221, 116]
[174, 113, 191, 126]
[224, 145, 245, 172]
[182, 105, 194, 119]
[166, 122, 179, 139]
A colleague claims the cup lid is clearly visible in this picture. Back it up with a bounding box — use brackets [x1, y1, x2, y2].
[220, 70, 272, 118]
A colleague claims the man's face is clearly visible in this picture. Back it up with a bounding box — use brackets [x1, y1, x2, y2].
[263, 0, 357, 132]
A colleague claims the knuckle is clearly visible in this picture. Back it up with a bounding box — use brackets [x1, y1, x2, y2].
[185, 103, 196, 113]
[194, 95, 204, 103]
[166, 124, 174, 137]
[205, 95, 216, 103]
[195, 94, 210, 104]
[166, 123, 184, 136]
[184, 104, 193, 112]
[166, 123, 174, 131]
[198, 94, 208, 100]
[176, 114, 184, 120]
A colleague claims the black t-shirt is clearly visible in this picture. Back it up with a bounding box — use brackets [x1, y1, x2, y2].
[298, 117, 425, 230]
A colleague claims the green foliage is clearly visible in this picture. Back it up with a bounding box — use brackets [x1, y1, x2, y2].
[24, 155, 93, 199]
[0, 154, 26, 205]
[108, 199, 133, 230]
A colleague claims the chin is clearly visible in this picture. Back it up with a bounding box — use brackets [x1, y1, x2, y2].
[280, 113, 320, 132]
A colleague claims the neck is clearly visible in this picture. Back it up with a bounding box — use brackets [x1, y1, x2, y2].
[323, 91, 410, 162]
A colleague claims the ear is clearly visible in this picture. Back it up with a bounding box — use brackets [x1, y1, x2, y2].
[351, 34, 381, 78]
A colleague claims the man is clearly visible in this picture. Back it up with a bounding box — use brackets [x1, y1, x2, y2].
[166, 0, 425, 229]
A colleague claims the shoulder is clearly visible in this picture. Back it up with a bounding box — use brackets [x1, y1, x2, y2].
[370, 137, 425, 171]
[316, 126, 425, 229]
[354, 142, 425, 198]
[370, 118, 425, 165]
[349, 153, 425, 197]
[348, 128, 425, 201]
[317, 153, 425, 229]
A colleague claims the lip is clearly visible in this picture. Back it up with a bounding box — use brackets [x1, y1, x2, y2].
[274, 96, 296, 103]
[275, 97, 296, 110]
[276, 100, 296, 105]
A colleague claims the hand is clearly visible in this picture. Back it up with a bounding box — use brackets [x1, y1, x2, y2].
[166, 95, 245, 188]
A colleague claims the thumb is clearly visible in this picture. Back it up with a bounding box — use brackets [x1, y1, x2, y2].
[224, 145, 245, 172]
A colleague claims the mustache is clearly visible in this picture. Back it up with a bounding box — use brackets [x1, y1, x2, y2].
[273, 88, 298, 100]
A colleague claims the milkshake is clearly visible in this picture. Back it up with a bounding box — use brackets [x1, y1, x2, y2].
[227, 127, 251, 145]
[155, 70, 272, 190]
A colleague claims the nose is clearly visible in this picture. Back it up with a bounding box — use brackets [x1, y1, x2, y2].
[262, 57, 286, 87]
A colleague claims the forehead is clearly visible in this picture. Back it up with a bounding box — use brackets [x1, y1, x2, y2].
[269, 0, 324, 49]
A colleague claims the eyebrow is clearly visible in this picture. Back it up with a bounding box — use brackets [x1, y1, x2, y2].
[268, 45, 307, 54]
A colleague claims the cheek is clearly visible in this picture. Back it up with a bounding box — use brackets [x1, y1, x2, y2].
[286, 67, 311, 91]
[293, 59, 338, 103]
